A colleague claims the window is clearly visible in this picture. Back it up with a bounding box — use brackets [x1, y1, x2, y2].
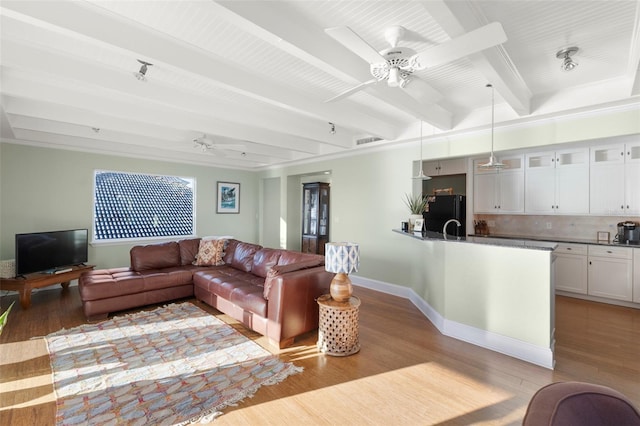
[93, 170, 195, 242]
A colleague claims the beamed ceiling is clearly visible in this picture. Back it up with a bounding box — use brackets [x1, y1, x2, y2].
[1, 1, 639, 170]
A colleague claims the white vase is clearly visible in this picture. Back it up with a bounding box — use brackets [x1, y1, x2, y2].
[408, 214, 422, 231]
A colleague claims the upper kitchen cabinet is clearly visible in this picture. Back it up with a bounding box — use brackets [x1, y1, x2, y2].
[423, 158, 467, 176]
[473, 155, 524, 214]
[525, 148, 589, 215]
[590, 142, 640, 216]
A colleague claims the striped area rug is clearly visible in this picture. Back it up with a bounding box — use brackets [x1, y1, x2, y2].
[45, 302, 301, 425]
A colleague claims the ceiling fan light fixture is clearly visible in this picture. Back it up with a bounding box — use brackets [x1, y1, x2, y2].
[556, 47, 579, 72]
[387, 67, 401, 87]
[479, 83, 506, 170]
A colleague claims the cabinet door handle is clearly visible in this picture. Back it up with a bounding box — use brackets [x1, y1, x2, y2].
[621, 205, 624, 209]
[589, 261, 592, 265]
[607, 250, 612, 254]
[567, 248, 572, 250]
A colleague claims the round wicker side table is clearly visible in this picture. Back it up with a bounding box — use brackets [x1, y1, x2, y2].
[316, 294, 361, 356]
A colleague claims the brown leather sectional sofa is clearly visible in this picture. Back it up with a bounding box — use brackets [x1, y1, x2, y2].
[79, 238, 334, 347]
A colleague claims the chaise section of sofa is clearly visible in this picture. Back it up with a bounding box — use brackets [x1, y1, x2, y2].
[79, 240, 199, 321]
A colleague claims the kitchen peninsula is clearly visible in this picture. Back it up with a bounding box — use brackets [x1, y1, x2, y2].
[393, 229, 556, 369]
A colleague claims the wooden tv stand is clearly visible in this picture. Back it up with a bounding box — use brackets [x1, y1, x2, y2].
[0, 264, 95, 309]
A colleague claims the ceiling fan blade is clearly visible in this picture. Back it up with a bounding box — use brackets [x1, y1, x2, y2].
[411, 22, 507, 70]
[402, 77, 443, 103]
[325, 26, 386, 65]
[325, 78, 378, 103]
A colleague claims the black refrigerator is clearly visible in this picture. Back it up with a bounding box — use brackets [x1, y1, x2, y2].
[422, 195, 466, 237]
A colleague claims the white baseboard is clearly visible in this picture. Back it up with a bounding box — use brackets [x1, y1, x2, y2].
[351, 275, 554, 369]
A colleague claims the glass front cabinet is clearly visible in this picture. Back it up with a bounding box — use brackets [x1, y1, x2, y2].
[302, 182, 330, 254]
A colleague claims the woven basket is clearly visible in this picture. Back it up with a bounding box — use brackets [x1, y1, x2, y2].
[0, 259, 15, 279]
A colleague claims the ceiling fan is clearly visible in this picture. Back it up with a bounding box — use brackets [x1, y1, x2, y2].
[192, 134, 246, 154]
[324, 22, 507, 102]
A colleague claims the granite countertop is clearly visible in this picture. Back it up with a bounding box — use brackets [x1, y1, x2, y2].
[392, 229, 557, 251]
[467, 233, 640, 249]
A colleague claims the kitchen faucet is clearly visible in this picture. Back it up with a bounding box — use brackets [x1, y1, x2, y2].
[443, 219, 462, 240]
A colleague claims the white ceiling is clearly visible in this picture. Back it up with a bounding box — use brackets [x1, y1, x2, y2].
[1, 0, 639, 170]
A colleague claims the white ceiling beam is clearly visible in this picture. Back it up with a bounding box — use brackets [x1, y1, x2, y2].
[627, 1, 640, 96]
[11, 128, 271, 168]
[0, 28, 356, 149]
[211, 0, 452, 129]
[7, 114, 299, 161]
[0, 76, 322, 155]
[421, 0, 532, 116]
[1, 0, 399, 141]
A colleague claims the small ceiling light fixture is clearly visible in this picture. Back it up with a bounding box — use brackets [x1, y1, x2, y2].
[329, 122, 336, 134]
[413, 120, 432, 180]
[556, 46, 579, 72]
[133, 59, 153, 81]
[479, 83, 505, 170]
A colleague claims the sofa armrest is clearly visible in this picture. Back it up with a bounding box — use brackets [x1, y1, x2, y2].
[265, 266, 333, 344]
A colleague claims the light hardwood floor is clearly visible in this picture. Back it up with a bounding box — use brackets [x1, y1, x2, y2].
[1, 285, 639, 425]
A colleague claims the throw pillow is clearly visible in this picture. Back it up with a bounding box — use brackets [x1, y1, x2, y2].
[193, 238, 225, 266]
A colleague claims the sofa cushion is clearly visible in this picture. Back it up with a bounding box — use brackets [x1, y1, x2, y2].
[79, 268, 145, 300]
[251, 248, 282, 278]
[138, 268, 194, 290]
[193, 268, 264, 300]
[231, 241, 262, 272]
[130, 241, 181, 272]
[193, 238, 226, 266]
[277, 250, 324, 267]
[262, 255, 326, 299]
[222, 239, 239, 264]
[178, 238, 201, 265]
[229, 286, 267, 317]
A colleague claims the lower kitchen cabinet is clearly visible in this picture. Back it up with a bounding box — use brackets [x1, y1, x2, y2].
[554, 244, 588, 294]
[634, 248, 640, 303]
[587, 245, 633, 302]
[554, 244, 636, 304]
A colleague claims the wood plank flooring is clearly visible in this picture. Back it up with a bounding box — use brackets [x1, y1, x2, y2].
[1, 285, 639, 425]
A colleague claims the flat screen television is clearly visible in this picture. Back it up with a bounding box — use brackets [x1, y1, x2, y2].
[15, 229, 88, 276]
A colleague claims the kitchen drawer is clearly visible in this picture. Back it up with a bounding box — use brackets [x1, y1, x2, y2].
[588, 245, 633, 259]
[554, 243, 587, 255]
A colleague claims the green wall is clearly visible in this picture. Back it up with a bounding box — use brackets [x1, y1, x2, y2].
[0, 144, 259, 269]
[1, 104, 638, 302]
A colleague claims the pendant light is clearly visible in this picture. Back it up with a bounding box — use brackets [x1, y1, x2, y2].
[413, 120, 432, 180]
[479, 83, 505, 169]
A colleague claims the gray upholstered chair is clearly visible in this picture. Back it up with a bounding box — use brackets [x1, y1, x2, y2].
[523, 381, 640, 425]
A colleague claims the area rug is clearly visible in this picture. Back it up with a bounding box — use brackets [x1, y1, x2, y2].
[45, 302, 302, 425]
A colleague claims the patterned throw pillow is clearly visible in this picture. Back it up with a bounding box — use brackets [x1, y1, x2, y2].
[193, 238, 225, 266]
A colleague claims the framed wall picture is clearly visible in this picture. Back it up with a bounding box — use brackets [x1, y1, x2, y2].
[216, 181, 240, 214]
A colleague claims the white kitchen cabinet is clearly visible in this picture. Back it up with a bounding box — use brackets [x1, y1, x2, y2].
[554, 244, 588, 294]
[525, 148, 589, 214]
[473, 155, 524, 214]
[634, 248, 640, 303]
[590, 142, 640, 216]
[633, 248, 640, 303]
[423, 158, 467, 176]
[587, 245, 633, 301]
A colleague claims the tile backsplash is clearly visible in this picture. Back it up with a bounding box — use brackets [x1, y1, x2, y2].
[473, 214, 640, 242]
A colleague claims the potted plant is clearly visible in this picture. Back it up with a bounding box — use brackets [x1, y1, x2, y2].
[403, 193, 427, 230]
